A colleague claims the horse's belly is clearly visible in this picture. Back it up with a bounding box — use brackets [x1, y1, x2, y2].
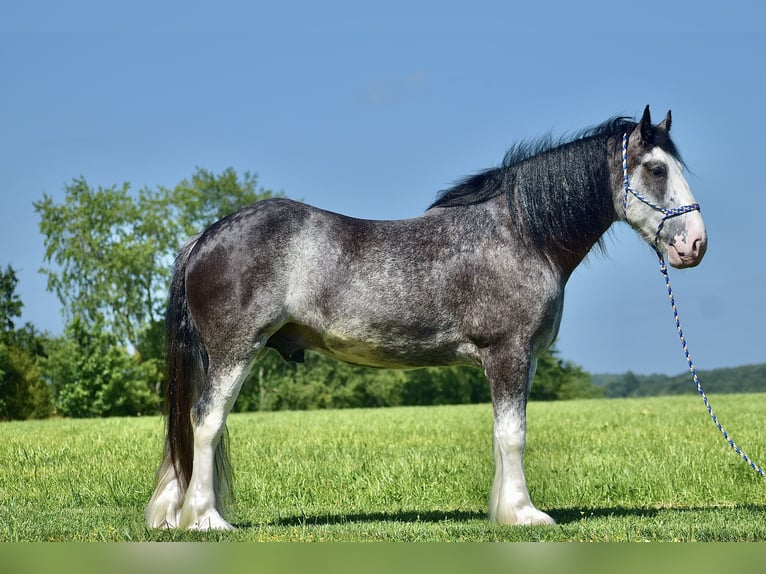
[268, 320, 475, 369]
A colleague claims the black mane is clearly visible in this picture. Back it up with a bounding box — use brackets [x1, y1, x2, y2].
[428, 117, 651, 258]
[430, 117, 641, 209]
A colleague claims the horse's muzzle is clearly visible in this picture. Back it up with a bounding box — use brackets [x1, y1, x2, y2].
[666, 232, 707, 268]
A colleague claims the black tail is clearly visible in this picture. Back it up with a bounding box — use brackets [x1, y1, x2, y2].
[163, 235, 205, 490]
[147, 235, 233, 527]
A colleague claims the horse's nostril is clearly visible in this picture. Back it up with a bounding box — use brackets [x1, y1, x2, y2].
[692, 237, 707, 258]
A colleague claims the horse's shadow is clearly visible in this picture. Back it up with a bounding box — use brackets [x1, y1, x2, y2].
[551, 503, 766, 526]
[244, 509, 486, 529]
[236, 504, 766, 529]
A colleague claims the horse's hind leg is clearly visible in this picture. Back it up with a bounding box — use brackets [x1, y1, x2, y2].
[486, 353, 555, 526]
[177, 354, 253, 530]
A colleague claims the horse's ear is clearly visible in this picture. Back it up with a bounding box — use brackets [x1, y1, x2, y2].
[658, 110, 672, 133]
[638, 105, 653, 144]
[631, 105, 653, 148]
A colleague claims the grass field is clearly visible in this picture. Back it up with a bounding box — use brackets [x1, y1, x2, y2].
[1, 394, 766, 541]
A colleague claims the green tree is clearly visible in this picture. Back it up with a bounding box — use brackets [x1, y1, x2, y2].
[35, 179, 172, 353]
[401, 366, 490, 406]
[165, 167, 274, 236]
[234, 346, 598, 412]
[41, 317, 157, 417]
[0, 266, 53, 420]
[35, 168, 278, 355]
[0, 264, 23, 336]
[236, 351, 407, 412]
[34, 168, 278, 416]
[0, 341, 53, 420]
[530, 347, 602, 401]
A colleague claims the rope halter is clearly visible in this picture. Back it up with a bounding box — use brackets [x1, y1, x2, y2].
[621, 132, 700, 251]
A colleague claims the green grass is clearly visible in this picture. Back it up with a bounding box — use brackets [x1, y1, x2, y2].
[1, 394, 766, 541]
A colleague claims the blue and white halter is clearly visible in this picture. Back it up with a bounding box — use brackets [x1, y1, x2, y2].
[621, 132, 700, 250]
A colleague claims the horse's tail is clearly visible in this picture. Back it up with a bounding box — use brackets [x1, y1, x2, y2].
[147, 234, 232, 527]
[163, 235, 205, 493]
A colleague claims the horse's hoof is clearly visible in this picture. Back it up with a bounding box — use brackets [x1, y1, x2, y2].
[186, 512, 236, 531]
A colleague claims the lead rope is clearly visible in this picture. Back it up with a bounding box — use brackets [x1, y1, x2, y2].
[621, 132, 765, 476]
[657, 252, 766, 476]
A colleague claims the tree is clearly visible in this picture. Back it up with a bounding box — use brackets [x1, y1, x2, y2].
[529, 347, 602, 401]
[401, 366, 490, 406]
[41, 317, 157, 417]
[33, 168, 278, 417]
[0, 265, 53, 420]
[165, 167, 274, 237]
[233, 346, 597, 412]
[0, 265, 23, 336]
[0, 341, 53, 420]
[35, 168, 279, 355]
[34, 168, 280, 351]
[35, 179, 172, 354]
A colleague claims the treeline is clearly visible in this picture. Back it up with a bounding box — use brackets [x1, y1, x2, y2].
[0, 167, 604, 421]
[592, 364, 766, 398]
[233, 345, 601, 412]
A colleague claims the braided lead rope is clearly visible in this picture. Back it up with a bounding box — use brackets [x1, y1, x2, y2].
[622, 133, 766, 477]
[622, 132, 765, 475]
[657, 252, 766, 477]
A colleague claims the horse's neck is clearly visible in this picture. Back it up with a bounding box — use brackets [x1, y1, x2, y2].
[483, 188, 614, 278]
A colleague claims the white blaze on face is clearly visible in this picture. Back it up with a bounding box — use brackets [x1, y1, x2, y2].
[657, 148, 707, 268]
[629, 147, 708, 268]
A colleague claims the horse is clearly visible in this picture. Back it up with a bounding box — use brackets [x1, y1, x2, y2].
[145, 106, 707, 530]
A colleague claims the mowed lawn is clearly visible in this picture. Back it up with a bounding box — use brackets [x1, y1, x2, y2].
[1, 394, 766, 541]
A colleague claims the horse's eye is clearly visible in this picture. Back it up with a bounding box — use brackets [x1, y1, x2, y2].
[647, 163, 667, 178]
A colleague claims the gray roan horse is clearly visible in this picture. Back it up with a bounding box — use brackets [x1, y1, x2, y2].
[146, 106, 707, 530]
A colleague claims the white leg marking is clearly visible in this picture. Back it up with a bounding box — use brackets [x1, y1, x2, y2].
[178, 365, 246, 531]
[178, 414, 235, 530]
[489, 400, 555, 526]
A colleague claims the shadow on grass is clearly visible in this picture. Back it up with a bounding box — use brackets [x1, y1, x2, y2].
[551, 503, 766, 524]
[240, 509, 486, 529]
[244, 503, 766, 529]
[550, 506, 661, 524]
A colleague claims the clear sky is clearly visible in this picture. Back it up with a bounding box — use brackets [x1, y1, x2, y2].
[1, 0, 764, 375]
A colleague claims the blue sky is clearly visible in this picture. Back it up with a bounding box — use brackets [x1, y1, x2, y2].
[1, 0, 764, 375]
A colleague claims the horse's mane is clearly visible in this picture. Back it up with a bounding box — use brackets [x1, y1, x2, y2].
[428, 116, 664, 257]
[430, 117, 642, 210]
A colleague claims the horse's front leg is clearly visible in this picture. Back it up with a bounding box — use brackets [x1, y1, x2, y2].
[486, 354, 555, 526]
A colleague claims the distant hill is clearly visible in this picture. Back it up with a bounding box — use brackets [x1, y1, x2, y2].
[591, 363, 766, 398]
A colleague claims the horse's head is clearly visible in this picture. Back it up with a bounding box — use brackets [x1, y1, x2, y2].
[619, 106, 707, 268]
